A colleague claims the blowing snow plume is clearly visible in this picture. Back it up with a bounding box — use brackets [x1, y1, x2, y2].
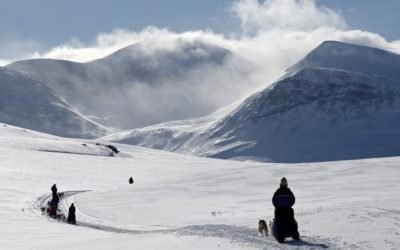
[7, 38, 256, 129]
[4, 0, 400, 134]
[101, 41, 400, 163]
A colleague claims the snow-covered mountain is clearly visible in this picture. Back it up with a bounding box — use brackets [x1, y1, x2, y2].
[288, 40, 400, 81]
[0, 67, 106, 138]
[7, 40, 241, 129]
[102, 41, 400, 163]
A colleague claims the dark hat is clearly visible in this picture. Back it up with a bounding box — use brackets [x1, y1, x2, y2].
[280, 177, 288, 187]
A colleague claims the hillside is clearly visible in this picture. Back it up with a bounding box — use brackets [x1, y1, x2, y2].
[0, 67, 106, 138]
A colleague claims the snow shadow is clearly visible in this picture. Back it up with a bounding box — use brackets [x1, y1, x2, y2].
[286, 238, 329, 248]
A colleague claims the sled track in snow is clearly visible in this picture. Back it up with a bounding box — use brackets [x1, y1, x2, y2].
[30, 191, 343, 249]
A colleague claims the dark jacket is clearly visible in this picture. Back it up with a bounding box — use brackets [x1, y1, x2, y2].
[272, 186, 295, 208]
[67, 204, 76, 224]
[69, 204, 75, 214]
[50, 195, 59, 207]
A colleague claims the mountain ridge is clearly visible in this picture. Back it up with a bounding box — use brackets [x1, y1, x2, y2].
[101, 41, 400, 163]
[7, 39, 237, 129]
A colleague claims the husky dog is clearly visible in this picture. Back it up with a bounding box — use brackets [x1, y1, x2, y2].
[56, 214, 67, 223]
[258, 219, 269, 236]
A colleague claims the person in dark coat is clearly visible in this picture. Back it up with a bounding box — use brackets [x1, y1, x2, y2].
[67, 203, 76, 225]
[49, 194, 59, 218]
[272, 177, 300, 242]
[272, 177, 295, 207]
[51, 184, 57, 197]
[129, 177, 134, 184]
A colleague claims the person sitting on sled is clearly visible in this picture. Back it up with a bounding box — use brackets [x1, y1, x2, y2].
[49, 194, 59, 218]
[272, 177, 300, 242]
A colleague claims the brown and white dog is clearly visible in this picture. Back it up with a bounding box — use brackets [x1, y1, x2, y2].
[258, 219, 269, 236]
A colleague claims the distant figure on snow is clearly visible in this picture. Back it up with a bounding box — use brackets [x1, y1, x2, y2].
[51, 184, 57, 197]
[129, 177, 134, 184]
[67, 203, 76, 225]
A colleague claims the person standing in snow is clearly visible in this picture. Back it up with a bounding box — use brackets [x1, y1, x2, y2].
[67, 203, 76, 225]
[272, 177, 300, 242]
[129, 177, 134, 184]
[51, 184, 57, 197]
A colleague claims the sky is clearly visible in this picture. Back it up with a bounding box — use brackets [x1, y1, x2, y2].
[0, 0, 400, 65]
[319, 0, 400, 41]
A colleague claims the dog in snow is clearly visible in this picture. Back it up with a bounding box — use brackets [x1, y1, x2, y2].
[258, 219, 269, 236]
[56, 214, 67, 223]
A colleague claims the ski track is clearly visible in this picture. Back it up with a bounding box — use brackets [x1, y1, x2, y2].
[28, 191, 343, 250]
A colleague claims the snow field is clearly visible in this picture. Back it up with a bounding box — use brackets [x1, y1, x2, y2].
[0, 125, 399, 249]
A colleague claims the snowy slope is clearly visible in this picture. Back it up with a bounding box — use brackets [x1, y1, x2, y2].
[102, 41, 400, 163]
[100, 101, 240, 152]
[288, 40, 400, 82]
[7, 40, 243, 129]
[1, 123, 400, 249]
[0, 67, 107, 138]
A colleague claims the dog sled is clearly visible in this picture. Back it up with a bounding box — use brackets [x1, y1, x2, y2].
[40, 192, 67, 222]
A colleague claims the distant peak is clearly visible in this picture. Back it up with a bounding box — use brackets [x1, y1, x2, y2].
[314, 40, 370, 52]
[319, 40, 344, 45]
[287, 40, 400, 82]
[311, 40, 399, 56]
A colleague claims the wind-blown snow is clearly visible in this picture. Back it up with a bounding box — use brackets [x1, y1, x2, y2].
[0, 123, 400, 249]
[7, 40, 253, 129]
[102, 41, 400, 163]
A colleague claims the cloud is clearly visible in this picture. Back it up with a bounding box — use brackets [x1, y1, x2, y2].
[40, 27, 233, 63]
[231, 0, 347, 34]
[2, 0, 400, 66]
[0, 36, 42, 66]
[0, 59, 10, 66]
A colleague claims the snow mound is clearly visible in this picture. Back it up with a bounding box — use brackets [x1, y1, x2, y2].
[0, 123, 120, 157]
